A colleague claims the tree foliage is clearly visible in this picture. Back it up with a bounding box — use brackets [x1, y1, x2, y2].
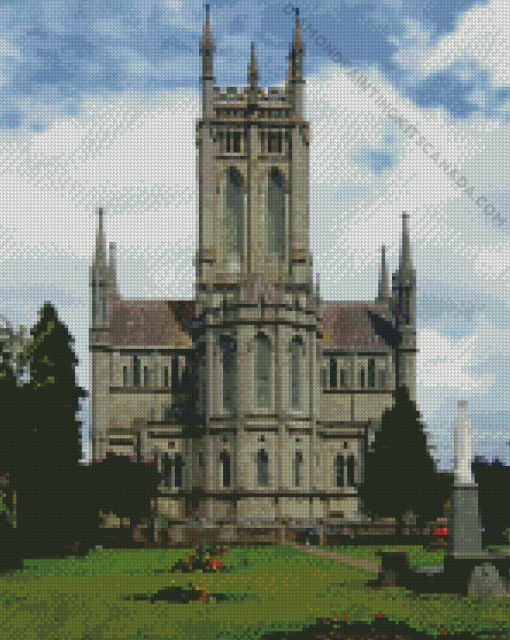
[358, 385, 447, 530]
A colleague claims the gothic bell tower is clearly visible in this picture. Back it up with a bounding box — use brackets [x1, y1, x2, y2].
[192, 6, 323, 539]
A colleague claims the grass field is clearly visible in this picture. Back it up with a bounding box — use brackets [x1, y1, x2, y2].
[0, 544, 509, 639]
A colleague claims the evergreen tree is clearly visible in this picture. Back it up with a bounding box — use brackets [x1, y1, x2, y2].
[11, 302, 90, 555]
[358, 386, 445, 535]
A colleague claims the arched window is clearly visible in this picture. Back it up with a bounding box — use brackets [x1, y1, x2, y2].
[223, 167, 244, 257]
[368, 359, 376, 388]
[162, 453, 172, 488]
[291, 337, 303, 410]
[294, 451, 303, 487]
[335, 454, 345, 488]
[329, 357, 337, 388]
[257, 449, 269, 487]
[123, 365, 128, 387]
[255, 333, 271, 408]
[267, 168, 285, 260]
[174, 453, 183, 488]
[220, 335, 236, 411]
[220, 450, 231, 487]
[359, 367, 365, 388]
[346, 454, 355, 487]
[133, 356, 141, 387]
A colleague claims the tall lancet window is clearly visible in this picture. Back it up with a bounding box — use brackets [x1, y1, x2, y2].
[133, 356, 141, 387]
[220, 335, 236, 412]
[174, 453, 183, 488]
[346, 454, 355, 487]
[255, 333, 271, 408]
[335, 454, 345, 487]
[223, 167, 244, 257]
[267, 168, 285, 260]
[291, 337, 303, 410]
[220, 450, 231, 487]
[294, 451, 303, 487]
[257, 449, 269, 487]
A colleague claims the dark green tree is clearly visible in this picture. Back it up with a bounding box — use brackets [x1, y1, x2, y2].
[358, 385, 446, 536]
[11, 302, 90, 556]
[86, 453, 162, 547]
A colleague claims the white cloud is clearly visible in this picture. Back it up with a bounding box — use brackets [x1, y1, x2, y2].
[391, 0, 510, 86]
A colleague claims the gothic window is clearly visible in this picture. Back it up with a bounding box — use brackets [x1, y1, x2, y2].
[220, 335, 236, 412]
[267, 131, 282, 153]
[346, 454, 355, 487]
[220, 450, 231, 487]
[257, 449, 269, 487]
[174, 453, 183, 487]
[123, 365, 128, 387]
[294, 451, 303, 487]
[133, 356, 141, 387]
[378, 369, 386, 389]
[255, 333, 271, 408]
[163, 366, 169, 388]
[368, 359, 376, 388]
[226, 131, 242, 154]
[335, 454, 344, 488]
[359, 367, 365, 388]
[329, 357, 337, 388]
[223, 167, 244, 257]
[162, 453, 172, 488]
[267, 168, 285, 260]
[291, 337, 303, 410]
[143, 365, 149, 387]
[171, 353, 179, 389]
[340, 369, 346, 388]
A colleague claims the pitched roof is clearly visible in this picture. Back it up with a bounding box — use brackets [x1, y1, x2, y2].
[110, 300, 195, 348]
[109, 298, 397, 353]
[322, 301, 395, 352]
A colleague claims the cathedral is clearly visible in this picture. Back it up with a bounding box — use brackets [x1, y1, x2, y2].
[89, 7, 417, 544]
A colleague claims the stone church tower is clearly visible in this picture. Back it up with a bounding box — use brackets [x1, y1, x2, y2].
[89, 7, 418, 544]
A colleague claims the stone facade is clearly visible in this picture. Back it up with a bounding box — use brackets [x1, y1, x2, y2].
[89, 8, 418, 543]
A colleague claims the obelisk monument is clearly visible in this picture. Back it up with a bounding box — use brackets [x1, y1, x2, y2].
[447, 399, 484, 558]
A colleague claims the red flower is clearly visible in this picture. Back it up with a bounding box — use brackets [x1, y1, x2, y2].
[433, 527, 448, 536]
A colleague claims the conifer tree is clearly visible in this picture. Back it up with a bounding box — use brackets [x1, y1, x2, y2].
[358, 385, 445, 535]
[12, 302, 90, 555]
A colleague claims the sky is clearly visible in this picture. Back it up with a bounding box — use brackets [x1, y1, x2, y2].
[0, 0, 508, 470]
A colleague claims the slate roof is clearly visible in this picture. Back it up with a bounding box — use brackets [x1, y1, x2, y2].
[110, 300, 195, 348]
[109, 298, 397, 353]
[322, 301, 395, 352]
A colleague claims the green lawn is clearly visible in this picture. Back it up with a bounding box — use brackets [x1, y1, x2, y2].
[0, 544, 508, 639]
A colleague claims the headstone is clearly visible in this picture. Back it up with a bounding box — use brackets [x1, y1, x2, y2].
[468, 563, 507, 597]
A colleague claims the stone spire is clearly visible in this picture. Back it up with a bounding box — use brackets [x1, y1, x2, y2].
[376, 245, 390, 303]
[290, 7, 305, 114]
[397, 212, 415, 285]
[90, 207, 109, 324]
[93, 207, 108, 273]
[109, 241, 120, 300]
[200, 4, 215, 117]
[247, 41, 258, 104]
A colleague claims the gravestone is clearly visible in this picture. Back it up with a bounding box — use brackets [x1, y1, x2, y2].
[468, 563, 507, 598]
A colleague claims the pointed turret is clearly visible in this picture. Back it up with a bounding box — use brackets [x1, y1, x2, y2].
[376, 245, 390, 303]
[392, 212, 417, 402]
[200, 4, 215, 117]
[247, 42, 258, 104]
[90, 207, 110, 325]
[290, 7, 305, 114]
[109, 242, 120, 301]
